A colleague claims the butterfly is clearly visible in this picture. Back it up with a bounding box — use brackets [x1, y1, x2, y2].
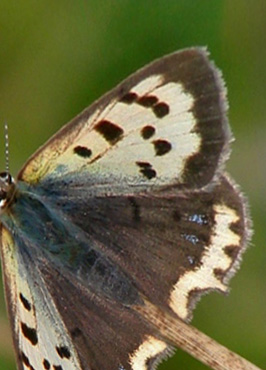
[0, 47, 250, 370]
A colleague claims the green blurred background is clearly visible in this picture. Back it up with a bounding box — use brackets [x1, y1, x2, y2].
[0, 1, 265, 369]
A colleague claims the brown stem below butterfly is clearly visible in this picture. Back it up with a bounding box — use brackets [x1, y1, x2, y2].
[135, 300, 261, 370]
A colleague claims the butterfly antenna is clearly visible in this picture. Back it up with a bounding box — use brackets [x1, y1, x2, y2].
[4, 122, 10, 173]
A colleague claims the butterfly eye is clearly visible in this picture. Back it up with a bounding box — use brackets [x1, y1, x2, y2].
[0, 171, 15, 209]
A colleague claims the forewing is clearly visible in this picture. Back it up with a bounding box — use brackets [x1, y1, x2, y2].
[18, 47, 230, 192]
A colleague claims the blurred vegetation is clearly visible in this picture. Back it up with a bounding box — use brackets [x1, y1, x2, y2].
[0, 1, 265, 369]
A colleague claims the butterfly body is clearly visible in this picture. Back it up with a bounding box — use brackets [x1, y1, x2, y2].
[0, 48, 249, 370]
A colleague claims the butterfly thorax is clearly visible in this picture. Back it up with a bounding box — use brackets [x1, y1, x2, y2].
[0, 172, 16, 210]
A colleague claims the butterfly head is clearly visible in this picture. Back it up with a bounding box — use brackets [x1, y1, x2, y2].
[0, 172, 15, 210]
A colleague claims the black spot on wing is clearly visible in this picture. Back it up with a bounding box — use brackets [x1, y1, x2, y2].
[56, 346, 71, 359]
[20, 350, 36, 369]
[21, 351, 30, 366]
[136, 161, 157, 179]
[153, 102, 169, 118]
[120, 89, 169, 120]
[21, 322, 38, 345]
[153, 139, 172, 156]
[141, 168, 156, 180]
[74, 146, 92, 158]
[141, 125, 155, 140]
[43, 359, 51, 369]
[137, 95, 158, 107]
[19, 293, 31, 311]
[53, 366, 63, 370]
[95, 120, 124, 145]
[119, 92, 138, 104]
